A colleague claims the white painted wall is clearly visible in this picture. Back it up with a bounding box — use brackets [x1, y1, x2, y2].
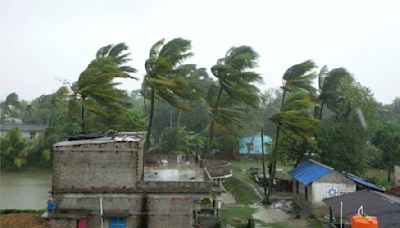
[395, 165, 400, 187]
[311, 182, 355, 207]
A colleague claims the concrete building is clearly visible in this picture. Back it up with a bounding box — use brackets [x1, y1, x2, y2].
[45, 132, 227, 228]
[0, 123, 47, 140]
[289, 160, 356, 216]
[395, 164, 400, 187]
[289, 160, 385, 216]
[239, 134, 272, 155]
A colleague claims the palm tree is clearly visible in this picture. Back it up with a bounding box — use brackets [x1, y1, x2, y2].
[316, 65, 328, 119]
[266, 60, 317, 203]
[71, 43, 136, 131]
[266, 90, 319, 202]
[319, 68, 353, 119]
[207, 46, 262, 155]
[142, 38, 201, 151]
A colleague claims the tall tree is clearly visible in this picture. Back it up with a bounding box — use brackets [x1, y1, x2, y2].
[372, 122, 400, 182]
[142, 38, 201, 151]
[70, 43, 136, 131]
[266, 60, 317, 203]
[267, 90, 319, 202]
[316, 70, 378, 174]
[207, 46, 262, 155]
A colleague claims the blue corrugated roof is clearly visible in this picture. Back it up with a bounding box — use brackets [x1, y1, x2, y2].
[289, 160, 333, 185]
[342, 172, 384, 192]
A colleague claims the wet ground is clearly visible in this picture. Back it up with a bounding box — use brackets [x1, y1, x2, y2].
[251, 200, 309, 228]
[144, 167, 204, 181]
[222, 190, 310, 227]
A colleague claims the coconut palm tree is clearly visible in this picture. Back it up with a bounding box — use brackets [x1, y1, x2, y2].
[142, 38, 201, 151]
[266, 90, 319, 202]
[207, 46, 262, 155]
[319, 68, 353, 119]
[71, 43, 136, 131]
[265, 60, 317, 203]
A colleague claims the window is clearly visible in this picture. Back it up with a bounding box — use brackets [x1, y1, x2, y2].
[305, 186, 308, 201]
[109, 217, 126, 228]
[296, 181, 299, 194]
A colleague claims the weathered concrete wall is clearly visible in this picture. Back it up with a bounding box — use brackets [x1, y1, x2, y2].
[395, 165, 400, 187]
[312, 172, 355, 206]
[52, 193, 199, 228]
[54, 193, 144, 212]
[49, 219, 76, 228]
[146, 194, 194, 228]
[53, 141, 143, 192]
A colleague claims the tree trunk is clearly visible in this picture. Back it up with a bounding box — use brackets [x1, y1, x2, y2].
[143, 96, 147, 115]
[294, 148, 306, 168]
[170, 110, 173, 127]
[265, 89, 286, 203]
[81, 97, 85, 132]
[177, 109, 182, 127]
[319, 102, 325, 120]
[207, 86, 223, 156]
[145, 89, 155, 152]
[261, 128, 267, 196]
[387, 166, 391, 183]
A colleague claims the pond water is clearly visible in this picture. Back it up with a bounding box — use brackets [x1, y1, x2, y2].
[0, 169, 51, 209]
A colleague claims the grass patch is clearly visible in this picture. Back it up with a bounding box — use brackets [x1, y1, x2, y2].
[220, 207, 256, 227]
[221, 207, 256, 220]
[308, 219, 324, 228]
[364, 168, 394, 188]
[223, 177, 259, 204]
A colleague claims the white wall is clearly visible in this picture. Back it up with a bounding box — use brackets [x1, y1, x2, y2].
[311, 182, 355, 207]
[395, 165, 400, 187]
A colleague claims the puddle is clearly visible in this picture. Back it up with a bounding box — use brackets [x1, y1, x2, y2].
[250, 201, 309, 228]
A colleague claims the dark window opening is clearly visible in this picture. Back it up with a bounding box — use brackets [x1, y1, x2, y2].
[305, 186, 308, 201]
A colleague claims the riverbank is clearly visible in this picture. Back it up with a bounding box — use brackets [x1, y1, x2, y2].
[0, 213, 47, 228]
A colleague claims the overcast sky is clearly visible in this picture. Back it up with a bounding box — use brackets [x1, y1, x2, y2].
[1, 0, 399, 104]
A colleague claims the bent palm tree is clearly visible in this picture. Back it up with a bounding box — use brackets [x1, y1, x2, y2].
[266, 60, 317, 203]
[319, 68, 353, 119]
[142, 38, 201, 151]
[207, 46, 262, 155]
[71, 43, 136, 131]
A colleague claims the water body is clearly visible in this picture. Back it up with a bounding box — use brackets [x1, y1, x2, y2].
[0, 169, 51, 209]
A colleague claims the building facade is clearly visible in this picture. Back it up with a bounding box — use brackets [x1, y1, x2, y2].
[0, 123, 47, 140]
[46, 132, 224, 228]
[289, 160, 356, 216]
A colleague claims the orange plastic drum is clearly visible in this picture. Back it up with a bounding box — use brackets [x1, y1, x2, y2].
[351, 214, 378, 228]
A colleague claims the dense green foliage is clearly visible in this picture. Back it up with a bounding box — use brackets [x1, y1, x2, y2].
[1, 39, 398, 176]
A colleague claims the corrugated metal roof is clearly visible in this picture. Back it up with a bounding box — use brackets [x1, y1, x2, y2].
[323, 190, 400, 227]
[288, 160, 333, 185]
[342, 172, 384, 192]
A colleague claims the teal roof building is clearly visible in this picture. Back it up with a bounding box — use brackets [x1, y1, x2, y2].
[239, 135, 272, 155]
